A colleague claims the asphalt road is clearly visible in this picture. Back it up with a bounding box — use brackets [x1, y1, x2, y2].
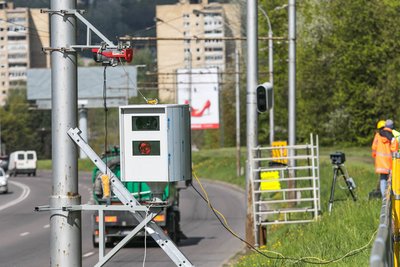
[0, 170, 245, 267]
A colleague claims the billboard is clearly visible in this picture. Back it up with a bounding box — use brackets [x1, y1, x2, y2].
[176, 68, 219, 130]
[27, 66, 138, 109]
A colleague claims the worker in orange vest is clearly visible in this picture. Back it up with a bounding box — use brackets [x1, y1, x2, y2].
[372, 119, 398, 197]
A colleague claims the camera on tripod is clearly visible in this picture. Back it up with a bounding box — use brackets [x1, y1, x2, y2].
[328, 151, 356, 213]
[330, 152, 345, 165]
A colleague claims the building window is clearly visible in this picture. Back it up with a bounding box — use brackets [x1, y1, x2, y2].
[8, 17, 26, 23]
[8, 36, 26, 41]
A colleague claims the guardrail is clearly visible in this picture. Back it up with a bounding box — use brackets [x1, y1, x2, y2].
[370, 153, 400, 266]
[370, 184, 393, 267]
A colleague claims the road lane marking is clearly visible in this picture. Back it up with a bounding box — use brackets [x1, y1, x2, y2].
[83, 251, 95, 258]
[20, 232, 30, 237]
[43, 224, 50, 229]
[0, 181, 30, 211]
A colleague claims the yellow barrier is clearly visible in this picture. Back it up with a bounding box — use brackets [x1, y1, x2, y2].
[260, 171, 281, 190]
[272, 141, 288, 165]
[392, 153, 400, 266]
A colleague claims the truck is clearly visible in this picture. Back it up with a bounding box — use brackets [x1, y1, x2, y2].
[91, 147, 186, 247]
[8, 150, 37, 177]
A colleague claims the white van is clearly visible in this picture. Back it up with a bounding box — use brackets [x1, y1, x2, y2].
[8, 150, 37, 177]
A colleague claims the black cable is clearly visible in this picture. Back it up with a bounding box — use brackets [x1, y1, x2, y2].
[190, 182, 368, 265]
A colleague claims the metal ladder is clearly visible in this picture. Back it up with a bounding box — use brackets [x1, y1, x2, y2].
[67, 127, 194, 267]
[250, 134, 321, 242]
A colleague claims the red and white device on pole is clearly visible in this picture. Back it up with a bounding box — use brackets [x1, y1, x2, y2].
[92, 46, 133, 65]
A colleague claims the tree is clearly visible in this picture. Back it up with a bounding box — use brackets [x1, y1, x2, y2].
[0, 90, 51, 157]
[296, 0, 400, 145]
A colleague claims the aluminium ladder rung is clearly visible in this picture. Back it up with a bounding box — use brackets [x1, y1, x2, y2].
[255, 198, 317, 205]
[253, 176, 318, 182]
[253, 155, 315, 162]
[253, 144, 316, 151]
[259, 219, 314, 226]
[254, 187, 316, 194]
[256, 208, 316, 215]
[254, 165, 317, 172]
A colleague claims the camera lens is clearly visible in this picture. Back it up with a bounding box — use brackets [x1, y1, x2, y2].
[133, 116, 159, 131]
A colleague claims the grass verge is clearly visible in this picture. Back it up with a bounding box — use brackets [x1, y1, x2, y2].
[196, 146, 379, 267]
[38, 158, 95, 172]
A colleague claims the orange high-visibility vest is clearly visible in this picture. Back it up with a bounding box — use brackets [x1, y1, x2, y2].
[372, 128, 398, 174]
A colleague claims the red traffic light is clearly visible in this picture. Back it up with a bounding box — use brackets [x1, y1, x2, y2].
[138, 142, 151, 155]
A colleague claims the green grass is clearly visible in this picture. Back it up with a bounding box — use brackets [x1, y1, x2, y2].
[38, 159, 95, 172]
[192, 147, 246, 188]
[232, 147, 380, 267]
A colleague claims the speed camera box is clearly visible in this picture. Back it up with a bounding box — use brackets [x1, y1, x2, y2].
[119, 104, 191, 182]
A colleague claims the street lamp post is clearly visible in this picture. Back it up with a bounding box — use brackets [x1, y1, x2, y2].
[258, 6, 274, 145]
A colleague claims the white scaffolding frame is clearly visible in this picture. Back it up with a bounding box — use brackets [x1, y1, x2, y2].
[250, 134, 320, 242]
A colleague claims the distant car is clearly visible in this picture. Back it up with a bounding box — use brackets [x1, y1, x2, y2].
[0, 167, 8, 194]
[0, 155, 9, 172]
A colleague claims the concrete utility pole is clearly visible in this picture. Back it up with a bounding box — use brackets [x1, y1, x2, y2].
[268, 18, 274, 145]
[288, 0, 296, 198]
[246, 0, 258, 246]
[235, 48, 241, 177]
[185, 51, 192, 106]
[50, 0, 81, 266]
[288, 0, 296, 158]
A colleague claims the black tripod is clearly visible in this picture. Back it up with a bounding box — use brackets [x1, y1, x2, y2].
[328, 163, 357, 213]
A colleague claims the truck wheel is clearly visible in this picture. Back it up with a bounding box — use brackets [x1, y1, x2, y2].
[92, 234, 99, 248]
[167, 211, 180, 244]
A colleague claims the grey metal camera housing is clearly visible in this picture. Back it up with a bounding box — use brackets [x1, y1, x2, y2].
[330, 152, 345, 165]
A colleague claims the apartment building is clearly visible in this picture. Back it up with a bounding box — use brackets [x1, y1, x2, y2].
[156, 0, 241, 103]
[0, 1, 49, 106]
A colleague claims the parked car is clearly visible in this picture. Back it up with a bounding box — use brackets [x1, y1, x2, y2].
[0, 155, 9, 172]
[8, 150, 37, 177]
[0, 167, 8, 193]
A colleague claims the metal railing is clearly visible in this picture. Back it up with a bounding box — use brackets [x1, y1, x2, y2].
[250, 134, 320, 244]
[370, 184, 393, 267]
[369, 153, 400, 267]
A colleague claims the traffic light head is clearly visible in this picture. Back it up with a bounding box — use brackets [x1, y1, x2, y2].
[256, 82, 273, 113]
